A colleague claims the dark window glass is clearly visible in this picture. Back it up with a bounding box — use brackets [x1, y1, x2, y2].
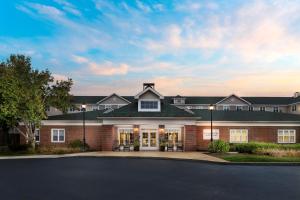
[141, 101, 158, 109]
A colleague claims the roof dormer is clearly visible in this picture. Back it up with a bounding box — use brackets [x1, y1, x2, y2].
[135, 83, 164, 112]
[173, 95, 186, 104]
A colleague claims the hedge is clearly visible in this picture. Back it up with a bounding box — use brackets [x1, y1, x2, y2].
[230, 142, 300, 154]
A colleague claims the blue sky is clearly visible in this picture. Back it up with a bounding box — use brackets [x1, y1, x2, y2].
[1, 0, 300, 96]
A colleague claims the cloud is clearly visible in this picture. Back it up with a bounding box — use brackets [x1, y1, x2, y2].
[72, 55, 129, 76]
[136, 0, 152, 13]
[52, 73, 69, 81]
[175, 1, 201, 12]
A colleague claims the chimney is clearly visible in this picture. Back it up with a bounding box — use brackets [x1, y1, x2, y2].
[143, 83, 155, 90]
[294, 92, 300, 98]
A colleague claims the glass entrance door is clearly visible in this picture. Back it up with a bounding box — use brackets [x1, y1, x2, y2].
[140, 129, 158, 150]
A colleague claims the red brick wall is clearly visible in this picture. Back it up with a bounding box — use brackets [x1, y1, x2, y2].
[197, 126, 300, 150]
[184, 125, 197, 151]
[100, 125, 114, 151]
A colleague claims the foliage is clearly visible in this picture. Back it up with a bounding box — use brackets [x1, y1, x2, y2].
[208, 140, 230, 153]
[133, 139, 140, 151]
[230, 142, 300, 154]
[68, 139, 89, 149]
[0, 55, 73, 149]
[220, 154, 300, 162]
[255, 148, 300, 157]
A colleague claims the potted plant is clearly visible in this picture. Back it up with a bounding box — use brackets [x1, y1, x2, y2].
[133, 139, 140, 151]
[160, 141, 166, 151]
[119, 145, 124, 151]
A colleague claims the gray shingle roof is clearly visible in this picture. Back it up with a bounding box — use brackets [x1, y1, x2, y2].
[192, 110, 300, 122]
[99, 100, 196, 118]
[47, 110, 105, 120]
[70, 96, 134, 104]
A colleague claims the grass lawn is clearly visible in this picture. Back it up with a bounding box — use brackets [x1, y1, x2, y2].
[217, 153, 300, 162]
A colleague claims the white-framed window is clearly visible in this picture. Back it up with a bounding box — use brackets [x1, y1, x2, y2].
[138, 99, 160, 112]
[165, 128, 182, 144]
[35, 129, 40, 143]
[273, 107, 279, 112]
[223, 106, 230, 111]
[230, 129, 248, 143]
[203, 129, 219, 140]
[292, 105, 297, 112]
[278, 129, 296, 144]
[260, 107, 265, 111]
[51, 129, 65, 143]
[118, 128, 134, 145]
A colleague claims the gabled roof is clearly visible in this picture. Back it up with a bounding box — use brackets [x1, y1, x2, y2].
[192, 110, 300, 122]
[134, 87, 164, 100]
[98, 100, 195, 118]
[216, 94, 251, 105]
[96, 93, 131, 104]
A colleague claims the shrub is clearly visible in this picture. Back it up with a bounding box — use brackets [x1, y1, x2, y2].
[8, 144, 30, 152]
[230, 142, 300, 154]
[208, 140, 230, 153]
[68, 139, 89, 150]
[36, 146, 81, 154]
[255, 148, 300, 157]
[133, 139, 140, 151]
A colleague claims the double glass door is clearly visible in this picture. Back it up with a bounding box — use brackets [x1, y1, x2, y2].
[140, 129, 158, 150]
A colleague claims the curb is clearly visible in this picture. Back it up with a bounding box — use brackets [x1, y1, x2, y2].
[0, 154, 299, 166]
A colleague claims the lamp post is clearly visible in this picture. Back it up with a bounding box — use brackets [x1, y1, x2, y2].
[81, 104, 86, 151]
[209, 104, 214, 142]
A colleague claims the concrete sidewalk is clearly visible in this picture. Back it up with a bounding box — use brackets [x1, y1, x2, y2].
[0, 151, 227, 163]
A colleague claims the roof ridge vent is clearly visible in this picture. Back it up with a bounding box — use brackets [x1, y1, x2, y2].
[143, 83, 155, 90]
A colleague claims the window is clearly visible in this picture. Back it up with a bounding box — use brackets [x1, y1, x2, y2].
[35, 129, 40, 143]
[138, 100, 160, 112]
[203, 129, 219, 140]
[292, 105, 297, 112]
[260, 107, 265, 111]
[118, 128, 133, 145]
[223, 106, 230, 111]
[45, 106, 50, 112]
[249, 106, 253, 111]
[230, 129, 248, 143]
[278, 130, 296, 143]
[273, 107, 279, 112]
[165, 128, 182, 145]
[51, 129, 65, 143]
[141, 101, 158, 109]
[236, 106, 243, 111]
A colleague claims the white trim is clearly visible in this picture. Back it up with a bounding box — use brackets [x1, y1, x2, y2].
[216, 94, 251, 105]
[277, 129, 296, 144]
[139, 128, 159, 150]
[41, 120, 101, 126]
[196, 121, 300, 126]
[134, 87, 164, 99]
[35, 129, 40, 143]
[138, 99, 161, 112]
[51, 128, 65, 143]
[96, 93, 131, 104]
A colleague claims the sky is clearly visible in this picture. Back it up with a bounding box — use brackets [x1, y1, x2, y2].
[1, 0, 300, 96]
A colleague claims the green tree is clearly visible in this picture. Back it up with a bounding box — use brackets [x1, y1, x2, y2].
[0, 54, 73, 149]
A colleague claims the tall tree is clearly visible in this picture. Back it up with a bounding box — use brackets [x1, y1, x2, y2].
[0, 55, 73, 149]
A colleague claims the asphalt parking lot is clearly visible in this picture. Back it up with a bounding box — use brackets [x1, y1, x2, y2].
[0, 157, 299, 200]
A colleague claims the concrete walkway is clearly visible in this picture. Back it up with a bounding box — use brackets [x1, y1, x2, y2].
[0, 151, 227, 163]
